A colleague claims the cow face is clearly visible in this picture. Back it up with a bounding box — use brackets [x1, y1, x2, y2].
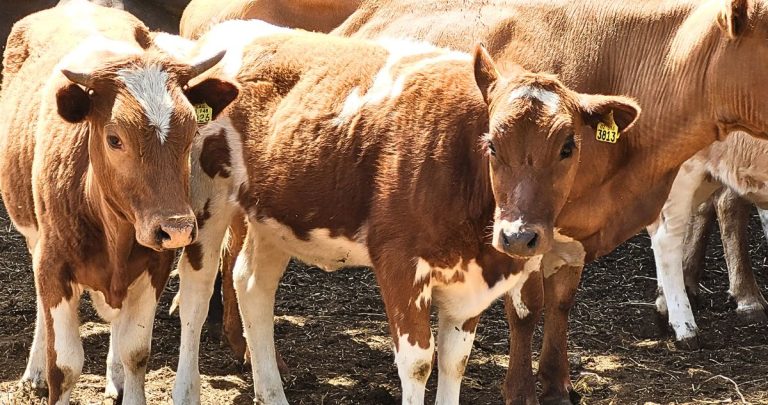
[473, 45, 639, 258]
[55, 50, 239, 251]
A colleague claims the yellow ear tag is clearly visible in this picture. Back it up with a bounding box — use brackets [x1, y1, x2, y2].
[595, 110, 619, 143]
[194, 103, 213, 124]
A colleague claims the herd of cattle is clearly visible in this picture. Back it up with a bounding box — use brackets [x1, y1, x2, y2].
[0, 0, 767, 404]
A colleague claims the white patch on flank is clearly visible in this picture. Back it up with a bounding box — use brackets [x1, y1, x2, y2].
[395, 333, 435, 404]
[254, 218, 372, 271]
[195, 19, 291, 79]
[508, 85, 560, 114]
[118, 65, 174, 144]
[335, 38, 471, 124]
[541, 228, 586, 278]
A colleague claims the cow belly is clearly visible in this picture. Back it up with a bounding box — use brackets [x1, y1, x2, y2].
[427, 255, 543, 321]
[254, 218, 372, 271]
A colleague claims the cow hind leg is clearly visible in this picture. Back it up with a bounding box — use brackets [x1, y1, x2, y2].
[502, 269, 544, 405]
[435, 310, 480, 404]
[20, 300, 48, 397]
[538, 265, 582, 405]
[234, 228, 290, 405]
[716, 190, 768, 324]
[112, 274, 158, 405]
[681, 196, 717, 313]
[105, 324, 125, 402]
[44, 290, 84, 405]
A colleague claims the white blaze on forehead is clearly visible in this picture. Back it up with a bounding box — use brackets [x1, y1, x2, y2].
[508, 85, 560, 114]
[118, 64, 175, 144]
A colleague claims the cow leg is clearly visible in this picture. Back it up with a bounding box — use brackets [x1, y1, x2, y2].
[435, 310, 480, 404]
[206, 272, 224, 342]
[105, 323, 125, 402]
[20, 300, 48, 396]
[716, 189, 768, 324]
[681, 196, 717, 311]
[173, 206, 235, 405]
[221, 216, 248, 362]
[759, 207, 768, 241]
[38, 256, 84, 404]
[111, 274, 157, 405]
[234, 228, 290, 405]
[538, 265, 581, 404]
[502, 269, 544, 405]
[647, 164, 716, 347]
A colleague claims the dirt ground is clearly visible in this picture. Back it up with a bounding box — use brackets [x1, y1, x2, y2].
[0, 200, 767, 405]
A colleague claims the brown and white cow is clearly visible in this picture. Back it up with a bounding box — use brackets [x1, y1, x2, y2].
[0, 2, 236, 403]
[651, 132, 768, 341]
[179, 0, 361, 39]
[332, 0, 768, 402]
[170, 20, 639, 404]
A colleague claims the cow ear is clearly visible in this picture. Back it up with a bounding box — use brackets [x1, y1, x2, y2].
[56, 77, 91, 123]
[579, 94, 641, 133]
[184, 78, 239, 120]
[718, 0, 751, 39]
[473, 43, 499, 103]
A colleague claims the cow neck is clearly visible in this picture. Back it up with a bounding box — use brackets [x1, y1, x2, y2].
[83, 153, 140, 308]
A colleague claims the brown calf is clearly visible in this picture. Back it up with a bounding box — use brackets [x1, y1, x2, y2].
[172, 20, 639, 404]
[334, 0, 768, 402]
[0, 3, 236, 403]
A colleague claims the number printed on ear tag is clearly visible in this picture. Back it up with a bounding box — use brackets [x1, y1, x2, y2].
[595, 110, 619, 143]
[194, 103, 213, 124]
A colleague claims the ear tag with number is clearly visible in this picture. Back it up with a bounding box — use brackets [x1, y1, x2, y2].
[194, 103, 213, 124]
[595, 110, 619, 144]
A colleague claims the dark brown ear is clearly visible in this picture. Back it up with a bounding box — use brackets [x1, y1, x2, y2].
[579, 94, 641, 133]
[718, 0, 751, 39]
[56, 83, 91, 123]
[184, 78, 239, 119]
[473, 43, 499, 103]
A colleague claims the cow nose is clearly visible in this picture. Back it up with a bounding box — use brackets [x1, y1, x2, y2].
[500, 229, 539, 254]
[155, 216, 197, 249]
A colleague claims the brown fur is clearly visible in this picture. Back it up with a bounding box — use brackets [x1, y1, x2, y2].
[0, 3, 236, 401]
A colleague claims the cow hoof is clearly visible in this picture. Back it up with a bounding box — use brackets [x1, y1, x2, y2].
[736, 306, 768, 325]
[674, 335, 700, 351]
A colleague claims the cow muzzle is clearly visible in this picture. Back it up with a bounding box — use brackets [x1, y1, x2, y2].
[153, 215, 197, 250]
[493, 221, 551, 258]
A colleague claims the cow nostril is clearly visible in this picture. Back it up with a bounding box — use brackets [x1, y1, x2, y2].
[526, 232, 538, 249]
[155, 227, 171, 243]
[501, 231, 511, 247]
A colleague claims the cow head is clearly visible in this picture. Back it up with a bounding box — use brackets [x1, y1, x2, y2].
[55, 48, 239, 251]
[473, 45, 639, 258]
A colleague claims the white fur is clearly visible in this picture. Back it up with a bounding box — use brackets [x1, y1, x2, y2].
[395, 333, 435, 405]
[435, 313, 476, 404]
[254, 219, 372, 271]
[508, 85, 560, 114]
[196, 20, 291, 79]
[50, 293, 84, 405]
[118, 65, 174, 144]
[541, 229, 586, 279]
[151, 33, 196, 59]
[335, 39, 470, 124]
[13, 223, 38, 253]
[491, 213, 524, 250]
[20, 301, 47, 391]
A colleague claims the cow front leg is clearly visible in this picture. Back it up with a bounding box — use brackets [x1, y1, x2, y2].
[716, 189, 768, 324]
[234, 228, 290, 405]
[538, 265, 581, 405]
[435, 310, 480, 404]
[105, 324, 125, 402]
[112, 274, 159, 405]
[173, 204, 236, 404]
[20, 299, 48, 397]
[502, 269, 543, 405]
[39, 261, 84, 405]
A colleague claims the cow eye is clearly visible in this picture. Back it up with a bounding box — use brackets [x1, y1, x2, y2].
[560, 134, 575, 160]
[487, 141, 497, 156]
[107, 135, 123, 150]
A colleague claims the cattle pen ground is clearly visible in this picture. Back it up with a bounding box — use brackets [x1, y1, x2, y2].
[0, 202, 767, 404]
